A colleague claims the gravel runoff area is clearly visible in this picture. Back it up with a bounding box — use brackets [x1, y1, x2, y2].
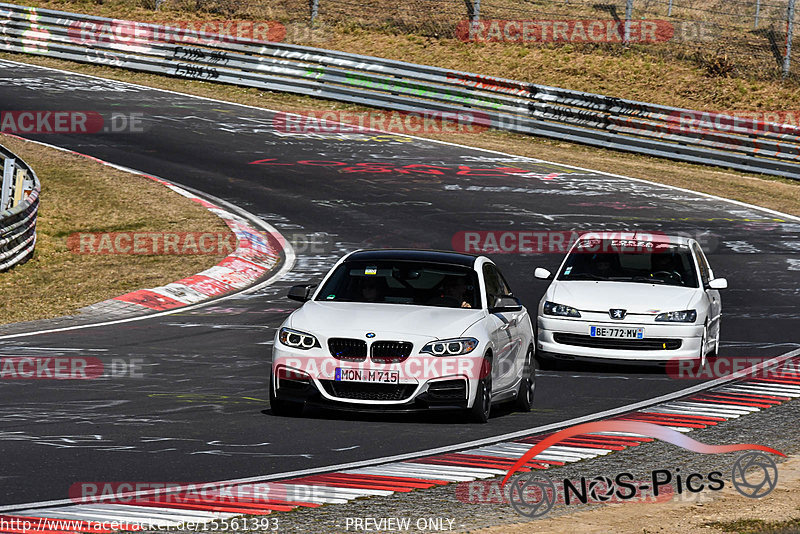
[232, 397, 800, 534]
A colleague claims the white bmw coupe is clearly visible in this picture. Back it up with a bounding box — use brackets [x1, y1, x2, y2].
[534, 234, 726, 366]
[270, 249, 535, 422]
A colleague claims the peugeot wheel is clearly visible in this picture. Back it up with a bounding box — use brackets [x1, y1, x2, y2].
[699, 324, 708, 368]
[709, 323, 720, 358]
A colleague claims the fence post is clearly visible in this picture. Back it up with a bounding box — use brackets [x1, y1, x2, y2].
[12, 169, 24, 207]
[755, 0, 761, 28]
[785, 0, 796, 77]
[1, 158, 15, 211]
[668, 0, 673, 17]
[309, 0, 319, 24]
[624, 0, 633, 44]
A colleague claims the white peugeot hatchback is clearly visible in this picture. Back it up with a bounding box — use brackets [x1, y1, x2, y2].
[534, 234, 726, 366]
[270, 249, 535, 423]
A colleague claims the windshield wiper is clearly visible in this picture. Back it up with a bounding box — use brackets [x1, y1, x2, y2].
[564, 273, 609, 281]
[609, 276, 667, 284]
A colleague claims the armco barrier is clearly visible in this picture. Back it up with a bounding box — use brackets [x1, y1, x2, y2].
[0, 142, 38, 271]
[1, 3, 799, 180]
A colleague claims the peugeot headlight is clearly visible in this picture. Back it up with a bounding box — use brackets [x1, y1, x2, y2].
[655, 310, 697, 323]
[543, 301, 581, 318]
[421, 337, 479, 356]
[278, 327, 320, 349]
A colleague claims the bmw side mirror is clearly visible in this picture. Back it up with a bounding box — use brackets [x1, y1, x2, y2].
[288, 284, 316, 302]
[534, 267, 552, 280]
[708, 278, 728, 290]
[490, 296, 523, 313]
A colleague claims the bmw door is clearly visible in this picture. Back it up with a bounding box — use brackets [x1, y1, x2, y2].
[482, 262, 522, 391]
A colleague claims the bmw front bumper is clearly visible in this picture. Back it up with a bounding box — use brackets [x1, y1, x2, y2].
[271, 344, 486, 411]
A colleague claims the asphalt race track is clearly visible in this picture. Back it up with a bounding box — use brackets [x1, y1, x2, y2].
[0, 58, 799, 507]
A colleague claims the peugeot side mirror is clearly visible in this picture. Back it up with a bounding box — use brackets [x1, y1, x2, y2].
[490, 296, 523, 313]
[534, 267, 552, 280]
[288, 284, 316, 302]
[708, 278, 728, 290]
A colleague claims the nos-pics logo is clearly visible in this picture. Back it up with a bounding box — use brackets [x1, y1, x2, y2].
[502, 421, 782, 518]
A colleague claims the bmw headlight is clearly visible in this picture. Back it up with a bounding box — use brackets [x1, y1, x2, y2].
[278, 327, 320, 349]
[421, 337, 479, 356]
[655, 310, 697, 323]
[543, 301, 581, 318]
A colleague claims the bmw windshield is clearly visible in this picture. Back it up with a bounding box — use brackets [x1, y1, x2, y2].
[557, 240, 699, 288]
[315, 260, 482, 308]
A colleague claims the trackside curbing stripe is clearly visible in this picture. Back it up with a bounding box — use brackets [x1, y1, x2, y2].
[9, 351, 800, 534]
[0, 135, 296, 341]
[3, 348, 798, 518]
[3, 358, 799, 531]
[721, 385, 800, 397]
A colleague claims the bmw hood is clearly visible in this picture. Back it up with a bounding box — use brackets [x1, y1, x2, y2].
[548, 281, 699, 314]
[288, 301, 485, 340]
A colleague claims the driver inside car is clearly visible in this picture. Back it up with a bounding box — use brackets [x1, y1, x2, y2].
[592, 254, 622, 279]
[650, 253, 683, 283]
[358, 276, 386, 302]
[428, 275, 473, 308]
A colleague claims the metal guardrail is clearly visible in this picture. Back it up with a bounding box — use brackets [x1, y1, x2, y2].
[1, 2, 799, 180]
[0, 142, 39, 272]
